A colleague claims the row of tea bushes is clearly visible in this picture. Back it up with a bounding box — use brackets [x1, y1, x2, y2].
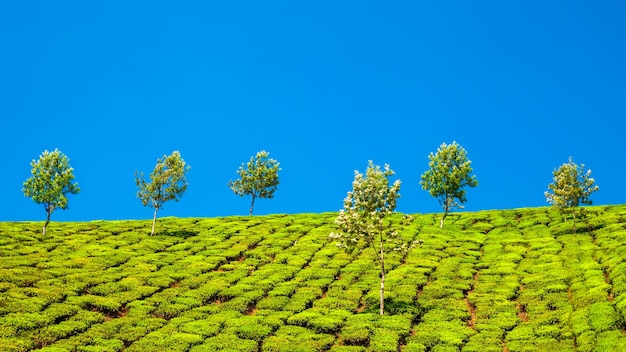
[591, 206, 626, 351]
[505, 223, 575, 351]
[404, 223, 484, 351]
[464, 225, 524, 351]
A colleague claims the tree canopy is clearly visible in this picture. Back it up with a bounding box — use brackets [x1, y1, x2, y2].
[545, 157, 599, 233]
[135, 151, 190, 235]
[228, 150, 280, 216]
[420, 141, 478, 228]
[23, 149, 80, 236]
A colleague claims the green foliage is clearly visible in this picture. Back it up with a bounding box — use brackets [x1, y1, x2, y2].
[420, 141, 478, 228]
[545, 157, 599, 232]
[589, 302, 620, 332]
[257, 295, 290, 310]
[235, 321, 274, 342]
[341, 323, 371, 346]
[126, 331, 203, 352]
[595, 330, 626, 350]
[180, 319, 221, 337]
[22, 149, 80, 235]
[228, 150, 280, 216]
[135, 151, 190, 235]
[330, 161, 402, 257]
[330, 346, 367, 352]
[262, 325, 335, 352]
[287, 308, 349, 334]
[409, 318, 474, 349]
[190, 333, 258, 351]
[369, 328, 399, 352]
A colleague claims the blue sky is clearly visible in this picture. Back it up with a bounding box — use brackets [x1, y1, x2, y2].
[1, 1, 625, 221]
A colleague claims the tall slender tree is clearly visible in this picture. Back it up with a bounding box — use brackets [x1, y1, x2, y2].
[135, 151, 190, 235]
[545, 157, 599, 233]
[23, 149, 80, 236]
[330, 161, 408, 315]
[420, 141, 478, 228]
[228, 150, 280, 216]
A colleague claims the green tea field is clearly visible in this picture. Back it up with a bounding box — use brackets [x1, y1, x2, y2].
[2, 206, 626, 351]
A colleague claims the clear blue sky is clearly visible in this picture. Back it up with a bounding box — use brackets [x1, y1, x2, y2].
[1, 1, 625, 221]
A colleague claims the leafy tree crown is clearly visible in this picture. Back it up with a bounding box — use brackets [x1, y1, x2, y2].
[420, 141, 478, 213]
[23, 149, 80, 212]
[330, 161, 402, 256]
[545, 157, 598, 209]
[229, 150, 280, 200]
[135, 151, 190, 210]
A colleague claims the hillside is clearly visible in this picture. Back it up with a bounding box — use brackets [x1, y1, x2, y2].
[1, 206, 626, 351]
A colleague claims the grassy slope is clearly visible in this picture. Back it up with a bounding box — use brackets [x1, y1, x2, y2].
[1, 206, 626, 351]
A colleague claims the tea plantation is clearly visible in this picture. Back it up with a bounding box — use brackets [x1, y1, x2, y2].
[2, 206, 626, 351]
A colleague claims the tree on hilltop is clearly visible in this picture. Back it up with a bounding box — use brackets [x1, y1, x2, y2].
[228, 150, 280, 216]
[545, 157, 599, 233]
[135, 151, 190, 235]
[23, 149, 80, 236]
[330, 161, 417, 315]
[420, 141, 478, 228]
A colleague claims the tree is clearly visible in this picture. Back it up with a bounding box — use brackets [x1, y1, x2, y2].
[329, 161, 407, 315]
[135, 151, 190, 235]
[420, 141, 478, 228]
[23, 149, 80, 236]
[228, 150, 280, 216]
[545, 157, 599, 233]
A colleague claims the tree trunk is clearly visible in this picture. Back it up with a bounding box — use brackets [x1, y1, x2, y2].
[440, 196, 450, 229]
[249, 194, 256, 216]
[572, 208, 577, 234]
[151, 208, 158, 236]
[43, 209, 51, 236]
[379, 233, 385, 316]
[41, 215, 50, 236]
[440, 211, 448, 229]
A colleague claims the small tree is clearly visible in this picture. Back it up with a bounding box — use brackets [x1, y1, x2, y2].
[23, 149, 80, 236]
[545, 157, 599, 233]
[228, 150, 280, 216]
[420, 141, 478, 228]
[135, 151, 190, 235]
[329, 161, 405, 315]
